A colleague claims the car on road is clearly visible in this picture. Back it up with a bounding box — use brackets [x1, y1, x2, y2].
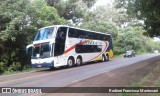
[154, 50, 159, 54]
[124, 50, 135, 58]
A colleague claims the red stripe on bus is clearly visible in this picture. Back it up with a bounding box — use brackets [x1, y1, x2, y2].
[64, 40, 90, 54]
[64, 45, 76, 54]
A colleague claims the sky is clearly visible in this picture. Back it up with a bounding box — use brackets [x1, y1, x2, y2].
[92, 0, 114, 9]
[95, 0, 114, 6]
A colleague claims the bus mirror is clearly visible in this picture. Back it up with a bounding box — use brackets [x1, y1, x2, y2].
[26, 44, 33, 56]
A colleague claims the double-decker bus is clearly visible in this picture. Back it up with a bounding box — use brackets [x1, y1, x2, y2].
[26, 25, 113, 68]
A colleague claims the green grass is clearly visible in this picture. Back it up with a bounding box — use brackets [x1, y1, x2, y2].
[1, 67, 47, 76]
[114, 54, 124, 58]
[117, 63, 160, 96]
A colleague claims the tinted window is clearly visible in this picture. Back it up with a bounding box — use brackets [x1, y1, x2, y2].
[32, 43, 51, 58]
[78, 30, 86, 38]
[106, 35, 113, 51]
[69, 28, 95, 39]
[68, 28, 109, 41]
[54, 27, 67, 56]
[34, 27, 54, 41]
[68, 28, 78, 38]
[75, 45, 102, 53]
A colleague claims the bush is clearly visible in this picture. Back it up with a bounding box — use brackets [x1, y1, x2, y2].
[23, 65, 31, 70]
[7, 62, 21, 72]
[0, 62, 5, 74]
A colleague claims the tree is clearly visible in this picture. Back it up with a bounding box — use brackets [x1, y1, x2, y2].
[46, 0, 98, 25]
[0, 0, 65, 73]
[92, 5, 129, 28]
[54, 0, 86, 24]
[46, 0, 60, 6]
[82, 0, 98, 8]
[116, 0, 160, 37]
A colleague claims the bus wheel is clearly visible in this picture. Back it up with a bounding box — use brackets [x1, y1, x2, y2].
[106, 54, 109, 61]
[49, 67, 55, 70]
[76, 57, 82, 66]
[67, 58, 74, 67]
[102, 55, 106, 62]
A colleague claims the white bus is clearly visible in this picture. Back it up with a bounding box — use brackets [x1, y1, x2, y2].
[26, 25, 113, 68]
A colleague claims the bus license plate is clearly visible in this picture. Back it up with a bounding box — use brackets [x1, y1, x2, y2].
[37, 65, 42, 67]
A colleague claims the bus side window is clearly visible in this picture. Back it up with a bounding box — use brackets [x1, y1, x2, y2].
[56, 27, 67, 41]
[74, 30, 78, 38]
[68, 28, 74, 37]
[78, 30, 86, 39]
[68, 28, 79, 38]
[88, 32, 93, 39]
[84, 30, 89, 39]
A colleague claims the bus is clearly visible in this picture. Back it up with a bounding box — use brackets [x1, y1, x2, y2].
[26, 25, 113, 68]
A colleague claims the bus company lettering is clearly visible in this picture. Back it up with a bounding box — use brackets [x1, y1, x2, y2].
[79, 39, 102, 45]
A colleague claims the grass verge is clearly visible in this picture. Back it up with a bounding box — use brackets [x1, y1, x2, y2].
[1, 67, 47, 76]
[117, 63, 160, 96]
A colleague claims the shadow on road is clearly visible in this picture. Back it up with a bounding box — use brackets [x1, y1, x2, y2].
[36, 61, 106, 72]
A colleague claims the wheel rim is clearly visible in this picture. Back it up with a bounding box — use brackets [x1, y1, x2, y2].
[102, 56, 104, 61]
[106, 56, 108, 60]
[68, 59, 73, 67]
[77, 58, 81, 65]
[102, 55, 106, 61]
[106, 55, 109, 61]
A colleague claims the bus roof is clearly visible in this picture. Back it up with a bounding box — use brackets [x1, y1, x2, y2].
[39, 25, 111, 35]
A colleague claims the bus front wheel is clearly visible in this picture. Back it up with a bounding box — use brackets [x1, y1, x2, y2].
[49, 66, 55, 70]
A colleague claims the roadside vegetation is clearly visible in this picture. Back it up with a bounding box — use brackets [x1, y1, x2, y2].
[2, 67, 46, 76]
[117, 63, 160, 96]
[131, 64, 160, 96]
[0, 0, 160, 74]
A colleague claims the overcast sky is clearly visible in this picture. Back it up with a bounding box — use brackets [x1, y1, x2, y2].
[92, 0, 114, 9]
[95, 0, 114, 6]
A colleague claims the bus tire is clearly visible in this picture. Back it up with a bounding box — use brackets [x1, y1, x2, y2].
[67, 57, 74, 67]
[76, 56, 82, 66]
[106, 54, 109, 61]
[49, 66, 55, 70]
[102, 54, 106, 62]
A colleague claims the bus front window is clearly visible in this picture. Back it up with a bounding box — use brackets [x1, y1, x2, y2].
[32, 43, 52, 58]
[34, 27, 55, 41]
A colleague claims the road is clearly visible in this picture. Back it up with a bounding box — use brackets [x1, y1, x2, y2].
[0, 53, 159, 88]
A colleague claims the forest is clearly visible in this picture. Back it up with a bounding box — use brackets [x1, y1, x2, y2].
[0, 0, 160, 74]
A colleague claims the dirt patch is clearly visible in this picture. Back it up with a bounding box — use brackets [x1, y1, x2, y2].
[44, 56, 160, 96]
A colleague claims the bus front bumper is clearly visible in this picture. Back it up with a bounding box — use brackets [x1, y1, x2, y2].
[31, 61, 54, 68]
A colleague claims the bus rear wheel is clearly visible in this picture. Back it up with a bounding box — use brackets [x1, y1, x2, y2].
[67, 58, 74, 67]
[106, 54, 109, 61]
[101, 55, 106, 62]
[76, 57, 82, 66]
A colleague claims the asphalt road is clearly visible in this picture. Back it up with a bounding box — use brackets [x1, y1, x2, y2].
[0, 54, 160, 88]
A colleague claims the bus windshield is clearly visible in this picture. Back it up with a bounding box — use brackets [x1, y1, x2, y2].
[32, 43, 52, 59]
[34, 27, 55, 41]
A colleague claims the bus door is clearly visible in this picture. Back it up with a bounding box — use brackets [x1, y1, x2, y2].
[54, 27, 68, 66]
